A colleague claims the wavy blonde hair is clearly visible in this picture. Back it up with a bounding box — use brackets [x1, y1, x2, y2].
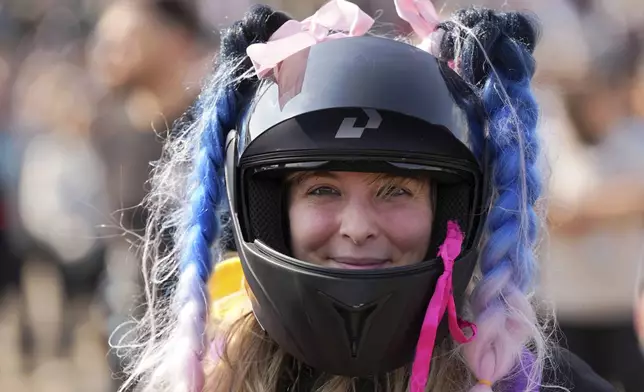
[204, 310, 473, 392]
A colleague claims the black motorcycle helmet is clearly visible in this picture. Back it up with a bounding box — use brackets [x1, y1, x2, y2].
[224, 35, 488, 377]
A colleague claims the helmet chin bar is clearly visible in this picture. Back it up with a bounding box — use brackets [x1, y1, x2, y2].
[228, 204, 478, 376]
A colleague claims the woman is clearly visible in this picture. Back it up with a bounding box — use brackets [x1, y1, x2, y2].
[118, 1, 615, 391]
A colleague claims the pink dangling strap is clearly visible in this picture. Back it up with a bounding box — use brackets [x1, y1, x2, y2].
[410, 221, 477, 392]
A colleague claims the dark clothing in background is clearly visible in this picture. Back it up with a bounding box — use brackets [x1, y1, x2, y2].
[560, 322, 644, 392]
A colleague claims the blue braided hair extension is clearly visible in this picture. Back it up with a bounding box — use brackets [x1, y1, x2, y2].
[118, 6, 291, 392]
[171, 86, 239, 392]
[437, 8, 545, 392]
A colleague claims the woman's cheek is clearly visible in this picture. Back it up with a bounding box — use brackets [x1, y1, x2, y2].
[382, 206, 433, 247]
[290, 203, 338, 251]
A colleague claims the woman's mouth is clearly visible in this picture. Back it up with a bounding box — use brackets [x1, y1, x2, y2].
[328, 258, 392, 270]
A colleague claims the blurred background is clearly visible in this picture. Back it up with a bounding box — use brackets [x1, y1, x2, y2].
[1, 0, 644, 391]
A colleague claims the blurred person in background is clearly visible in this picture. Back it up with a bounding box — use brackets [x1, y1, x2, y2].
[0, 3, 112, 380]
[538, 6, 644, 389]
[9, 49, 109, 366]
[88, 0, 212, 230]
[87, 0, 214, 388]
[0, 17, 32, 372]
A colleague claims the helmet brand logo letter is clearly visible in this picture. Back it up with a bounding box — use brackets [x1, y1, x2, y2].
[334, 109, 382, 138]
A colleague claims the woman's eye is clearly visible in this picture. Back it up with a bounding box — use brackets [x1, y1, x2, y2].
[308, 186, 339, 196]
[377, 186, 410, 198]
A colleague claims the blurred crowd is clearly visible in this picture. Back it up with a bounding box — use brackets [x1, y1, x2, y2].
[1, 0, 644, 391]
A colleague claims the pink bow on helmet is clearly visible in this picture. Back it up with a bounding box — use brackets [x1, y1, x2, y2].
[246, 0, 374, 108]
[394, 0, 441, 53]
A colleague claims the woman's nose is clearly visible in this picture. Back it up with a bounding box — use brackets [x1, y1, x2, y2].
[338, 200, 379, 245]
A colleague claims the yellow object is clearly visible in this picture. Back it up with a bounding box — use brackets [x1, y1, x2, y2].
[208, 256, 251, 323]
[478, 379, 493, 387]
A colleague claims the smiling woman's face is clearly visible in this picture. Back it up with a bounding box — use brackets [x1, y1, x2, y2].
[287, 171, 434, 269]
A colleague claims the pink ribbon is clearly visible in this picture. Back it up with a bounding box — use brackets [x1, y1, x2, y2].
[410, 220, 477, 392]
[394, 0, 441, 53]
[246, 0, 374, 108]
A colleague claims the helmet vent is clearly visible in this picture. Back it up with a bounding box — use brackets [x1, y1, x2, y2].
[318, 291, 392, 358]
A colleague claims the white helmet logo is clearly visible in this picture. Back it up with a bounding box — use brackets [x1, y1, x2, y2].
[334, 109, 382, 139]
